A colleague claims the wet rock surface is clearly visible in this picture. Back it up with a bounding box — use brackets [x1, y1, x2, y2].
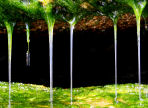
[0, 14, 144, 34]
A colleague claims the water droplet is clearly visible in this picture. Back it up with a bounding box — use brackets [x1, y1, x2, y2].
[26, 52, 30, 66]
[145, 24, 148, 31]
[138, 0, 146, 9]
[112, 11, 118, 19]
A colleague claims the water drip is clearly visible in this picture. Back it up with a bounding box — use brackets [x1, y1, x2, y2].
[138, 0, 146, 9]
[143, 17, 148, 31]
[25, 23, 30, 66]
[145, 24, 148, 31]
[21, 0, 30, 5]
[26, 51, 30, 66]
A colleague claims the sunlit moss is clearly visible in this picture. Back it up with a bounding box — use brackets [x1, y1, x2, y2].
[0, 82, 148, 107]
[0, 0, 147, 24]
[38, 0, 54, 6]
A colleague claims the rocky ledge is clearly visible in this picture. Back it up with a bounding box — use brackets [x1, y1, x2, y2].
[0, 13, 147, 34]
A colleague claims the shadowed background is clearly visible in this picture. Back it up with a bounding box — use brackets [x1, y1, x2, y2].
[0, 15, 148, 88]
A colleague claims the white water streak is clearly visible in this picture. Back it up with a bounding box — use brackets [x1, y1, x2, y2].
[48, 20, 54, 102]
[114, 23, 118, 102]
[70, 24, 74, 105]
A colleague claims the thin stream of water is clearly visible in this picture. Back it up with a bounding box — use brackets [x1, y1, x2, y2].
[70, 24, 74, 105]
[8, 31, 12, 108]
[114, 22, 117, 102]
[146, 88, 148, 98]
[4, 21, 14, 108]
[69, 17, 76, 104]
[26, 23, 30, 66]
[130, 0, 146, 100]
[137, 17, 142, 100]
[49, 24, 53, 102]
[47, 17, 55, 102]
[50, 101, 53, 108]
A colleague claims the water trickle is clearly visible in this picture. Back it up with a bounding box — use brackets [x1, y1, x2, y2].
[112, 11, 118, 19]
[26, 51, 30, 66]
[42, 3, 55, 102]
[145, 24, 148, 31]
[136, 17, 142, 100]
[138, 0, 146, 9]
[25, 23, 30, 66]
[113, 18, 118, 103]
[50, 101, 53, 108]
[4, 21, 15, 108]
[143, 17, 148, 31]
[129, 0, 147, 100]
[47, 17, 55, 102]
[21, 0, 30, 6]
[146, 88, 148, 98]
[69, 17, 76, 105]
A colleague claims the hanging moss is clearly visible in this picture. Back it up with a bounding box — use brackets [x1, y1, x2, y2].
[0, 0, 147, 24]
[55, 0, 92, 24]
[0, 0, 44, 24]
[143, 2, 148, 18]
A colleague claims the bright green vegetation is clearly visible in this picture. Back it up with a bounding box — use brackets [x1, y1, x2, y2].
[142, 1, 148, 26]
[4, 21, 14, 62]
[0, 0, 147, 24]
[1, 82, 148, 108]
[0, 0, 42, 23]
[117, 0, 147, 36]
[143, 2, 148, 18]
[56, 0, 90, 25]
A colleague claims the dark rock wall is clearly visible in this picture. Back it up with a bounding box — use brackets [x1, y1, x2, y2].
[0, 18, 148, 88]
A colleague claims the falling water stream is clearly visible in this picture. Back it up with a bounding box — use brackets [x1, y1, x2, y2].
[42, 2, 55, 102]
[111, 10, 118, 102]
[0, 0, 148, 107]
[113, 19, 118, 102]
[69, 17, 76, 104]
[137, 16, 142, 100]
[25, 23, 30, 66]
[4, 21, 15, 108]
[47, 16, 55, 102]
[128, 0, 147, 100]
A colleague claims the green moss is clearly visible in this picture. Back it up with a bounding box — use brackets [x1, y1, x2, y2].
[0, 0, 44, 24]
[143, 2, 148, 18]
[1, 82, 148, 107]
[55, 0, 91, 24]
[4, 21, 14, 61]
[0, 0, 147, 24]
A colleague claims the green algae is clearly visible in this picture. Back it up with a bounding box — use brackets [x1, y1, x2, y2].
[0, 0, 147, 24]
[1, 82, 148, 107]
